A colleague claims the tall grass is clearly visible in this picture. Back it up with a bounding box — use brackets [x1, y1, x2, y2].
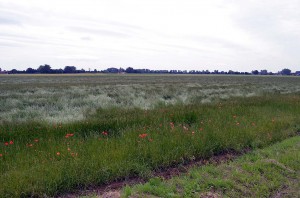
[0, 94, 299, 197]
[1, 75, 300, 123]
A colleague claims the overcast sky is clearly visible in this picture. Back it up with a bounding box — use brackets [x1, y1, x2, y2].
[0, 0, 299, 72]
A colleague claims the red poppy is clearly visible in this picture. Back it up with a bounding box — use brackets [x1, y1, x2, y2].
[139, 133, 148, 138]
[0, 154, 2, 157]
[65, 133, 74, 138]
[9, 141, 13, 145]
[102, 131, 108, 136]
[4, 142, 8, 146]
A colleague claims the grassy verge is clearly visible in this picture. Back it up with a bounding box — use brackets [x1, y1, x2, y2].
[0, 95, 299, 197]
[124, 135, 300, 197]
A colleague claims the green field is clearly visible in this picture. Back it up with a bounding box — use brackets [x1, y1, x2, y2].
[0, 74, 300, 197]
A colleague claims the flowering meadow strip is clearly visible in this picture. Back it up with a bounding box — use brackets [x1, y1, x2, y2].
[0, 95, 299, 197]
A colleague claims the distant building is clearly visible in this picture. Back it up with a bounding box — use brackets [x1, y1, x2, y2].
[295, 71, 300, 76]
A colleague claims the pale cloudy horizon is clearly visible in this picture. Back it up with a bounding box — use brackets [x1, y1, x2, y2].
[0, 0, 300, 72]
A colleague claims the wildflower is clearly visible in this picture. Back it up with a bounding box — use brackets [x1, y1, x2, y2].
[170, 122, 175, 129]
[0, 154, 2, 157]
[56, 152, 60, 156]
[251, 122, 256, 126]
[71, 152, 78, 157]
[67, 148, 71, 151]
[9, 141, 14, 145]
[192, 131, 195, 135]
[236, 122, 240, 126]
[149, 138, 153, 142]
[4, 142, 9, 146]
[139, 133, 148, 138]
[65, 133, 74, 138]
[233, 115, 237, 119]
[27, 144, 33, 147]
[102, 131, 108, 136]
[199, 128, 203, 131]
[34, 139, 39, 142]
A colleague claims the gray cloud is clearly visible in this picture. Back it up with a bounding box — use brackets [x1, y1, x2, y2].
[0, 32, 36, 41]
[81, 36, 92, 41]
[163, 43, 211, 53]
[0, 0, 299, 72]
[68, 26, 131, 38]
[0, 32, 81, 49]
[0, 41, 24, 48]
[187, 36, 251, 52]
[0, 16, 21, 25]
[231, 1, 300, 61]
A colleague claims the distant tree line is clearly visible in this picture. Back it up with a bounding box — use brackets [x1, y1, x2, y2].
[1, 65, 299, 76]
[8, 65, 87, 74]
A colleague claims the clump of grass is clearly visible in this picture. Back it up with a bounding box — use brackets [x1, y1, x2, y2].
[0, 94, 299, 197]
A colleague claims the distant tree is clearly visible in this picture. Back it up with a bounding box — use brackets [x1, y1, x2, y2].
[125, 67, 134, 73]
[260, 70, 268, 75]
[228, 70, 234, 74]
[107, 67, 119, 73]
[119, 68, 125, 73]
[11, 69, 18, 74]
[64, 66, 77, 73]
[26, 67, 36, 74]
[37, 64, 52, 73]
[281, 68, 291, 75]
[252, 70, 259, 75]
